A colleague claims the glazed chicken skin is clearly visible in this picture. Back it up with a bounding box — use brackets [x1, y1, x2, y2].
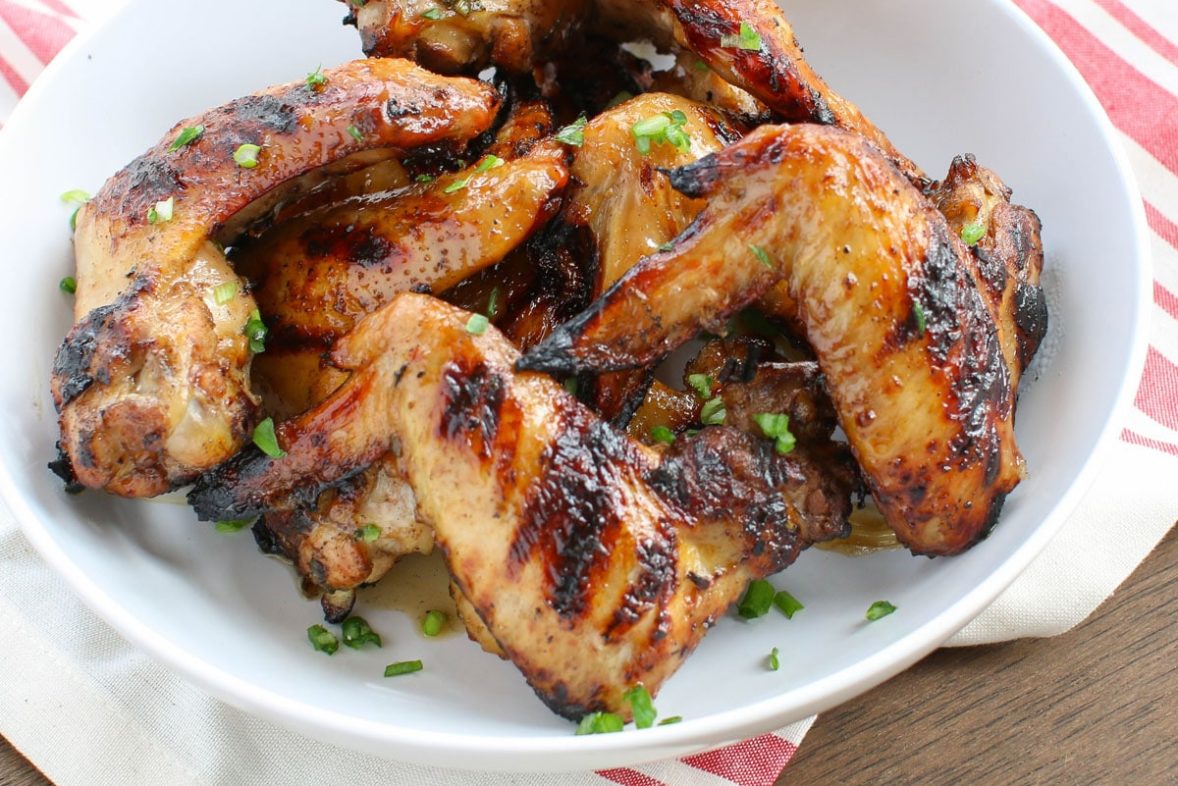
[51, 58, 501, 497]
[349, 0, 922, 182]
[520, 124, 1041, 555]
[189, 293, 853, 717]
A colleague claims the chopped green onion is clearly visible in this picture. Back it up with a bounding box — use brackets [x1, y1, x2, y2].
[169, 125, 204, 151]
[346, 125, 364, 142]
[737, 579, 775, 619]
[486, 287, 500, 319]
[752, 412, 796, 455]
[421, 609, 447, 637]
[59, 276, 77, 295]
[233, 143, 261, 169]
[69, 207, 81, 231]
[555, 115, 588, 147]
[773, 590, 804, 619]
[720, 21, 762, 51]
[60, 189, 90, 205]
[650, 425, 676, 445]
[306, 65, 327, 89]
[341, 616, 382, 649]
[575, 711, 625, 735]
[699, 397, 726, 426]
[244, 309, 267, 353]
[307, 624, 339, 655]
[564, 377, 579, 396]
[355, 524, 381, 543]
[147, 196, 174, 224]
[687, 373, 714, 399]
[865, 600, 897, 621]
[421, 7, 445, 20]
[415, 173, 436, 183]
[213, 281, 238, 305]
[657, 240, 675, 252]
[384, 660, 423, 677]
[767, 646, 780, 671]
[624, 684, 657, 729]
[465, 313, 490, 335]
[694, 59, 709, 72]
[476, 154, 505, 173]
[443, 175, 471, 194]
[912, 301, 927, 337]
[631, 111, 691, 155]
[252, 417, 286, 458]
[749, 244, 773, 269]
[215, 519, 252, 533]
[961, 221, 986, 246]
[658, 716, 683, 726]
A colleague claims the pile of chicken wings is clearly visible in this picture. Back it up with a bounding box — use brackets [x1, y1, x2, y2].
[50, 0, 1047, 720]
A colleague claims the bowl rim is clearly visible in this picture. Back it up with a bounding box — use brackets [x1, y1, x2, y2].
[0, 0, 1153, 771]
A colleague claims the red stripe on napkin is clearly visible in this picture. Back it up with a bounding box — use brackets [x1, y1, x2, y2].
[1122, 428, 1178, 458]
[1145, 201, 1178, 251]
[1013, 0, 1178, 177]
[681, 733, 798, 786]
[0, 53, 26, 95]
[0, 0, 74, 65]
[1090, 0, 1178, 67]
[598, 767, 669, 786]
[36, 0, 78, 20]
[1135, 348, 1178, 431]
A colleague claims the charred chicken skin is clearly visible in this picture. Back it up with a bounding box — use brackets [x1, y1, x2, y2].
[51, 58, 501, 497]
[189, 293, 853, 717]
[520, 124, 1045, 555]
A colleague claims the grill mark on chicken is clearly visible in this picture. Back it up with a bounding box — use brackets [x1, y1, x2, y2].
[440, 360, 509, 461]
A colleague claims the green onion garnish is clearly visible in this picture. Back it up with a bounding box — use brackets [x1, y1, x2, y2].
[215, 519, 252, 533]
[737, 579, 775, 619]
[694, 59, 709, 72]
[687, 373, 713, 399]
[169, 125, 204, 151]
[575, 711, 625, 735]
[555, 115, 588, 147]
[415, 173, 435, 183]
[912, 301, 927, 337]
[721, 21, 762, 51]
[421, 609, 447, 637]
[307, 624, 339, 655]
[59, 276, 77, 295]
[306, 65, 327, 89]
[233, 143, 261, 169]
[752, 412, 796, 455]
[767, 647, 780, 671]
[355, 524, 380, 543]
[624, 684, 657, 729]
[564, 377, 579, 396]
[486, 287, 500, 319]
[749, 244, 773, 269]
[60, 189, 90, 205]
[465, 313, 490, 335]
[658, 716, 683, 726]
[961, 221, 986, 246]
[244, 309, 267, 353]
[146, 196, 174, 225]
[443, 175, 471, 194]
[773, 590, 804, 619]
[384, 660, 423, 677]
[650, 425, 676, 445]
[700, 397, 726, 426]
[476, 154, 505, 173]
[252, 417, 286, 458]
[341, 616, 382, 649]
[865, 600, 897, 621]
[69, 207, 81, 232]
[346, 125, 364, 142]
[213, 281, 238, 305]
[631, 111, 691, 155]
[421, 8, 445, 20]
[657, 240, 675, 252]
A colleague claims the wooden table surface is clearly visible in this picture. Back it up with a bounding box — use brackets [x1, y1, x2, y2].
[2, 526, 1175, 786]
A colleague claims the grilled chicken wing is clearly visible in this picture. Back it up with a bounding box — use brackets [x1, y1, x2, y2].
[520, 124, 1039, 555]
[189, 293, 852, 717]
[351, 0, 922, 181]
[51, 59, 501, 497]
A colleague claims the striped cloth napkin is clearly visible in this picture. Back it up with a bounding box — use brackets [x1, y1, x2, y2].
[0, 1, 1174, 785]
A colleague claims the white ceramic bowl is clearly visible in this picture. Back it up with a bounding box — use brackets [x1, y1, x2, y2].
[0, 0, 1150, 773]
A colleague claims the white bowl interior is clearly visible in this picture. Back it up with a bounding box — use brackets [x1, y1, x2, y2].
[0, 0, 1149, 772]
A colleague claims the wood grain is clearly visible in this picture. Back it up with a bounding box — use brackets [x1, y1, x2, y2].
[2, 527, 1174, 786]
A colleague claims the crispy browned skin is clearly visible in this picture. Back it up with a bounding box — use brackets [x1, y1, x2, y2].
[235, 148, 568, 347]
[520, 124, 1037, 555]
[51, 58, 501, 497]
[188, 293, 850, 717]
[350, 0, 922, 181]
